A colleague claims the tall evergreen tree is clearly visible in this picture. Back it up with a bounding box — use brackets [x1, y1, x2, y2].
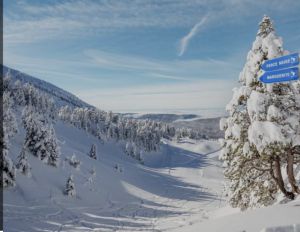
[220, 16, 300, 210]
[46, 125, 61, 167]
[2, 90, 17, 188]
[2, 135, 16, 188]
[3, 91, 18, 138]
[23, 106, 60, 166]
[16, 146, 31, 177]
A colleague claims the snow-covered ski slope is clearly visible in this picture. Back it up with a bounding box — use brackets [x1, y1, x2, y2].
[5, 118, 226, 231]
[178, 198, 300, 232]
[7, 121, 300, 232]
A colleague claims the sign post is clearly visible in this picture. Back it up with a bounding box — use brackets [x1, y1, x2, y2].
[261, 53, 299, 72]
[259, 53, 299, 84]
[259, 67, 299, 84]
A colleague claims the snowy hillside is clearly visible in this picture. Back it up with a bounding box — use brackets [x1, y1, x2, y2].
[3, 68, 226, 231]
[5, 120, 225, 232]
[6, 122, 300, 231]
[3, 66, 92, 108]
[3, 64, 300, 232]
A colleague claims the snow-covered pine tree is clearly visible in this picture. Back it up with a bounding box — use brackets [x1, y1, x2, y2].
[16, 146, 31, 177]
[2, 135, 16, 188]
[12, 80, 26, 106]
[132, 143, 141, 161]
[2, 90, 18, 188]
[220, 15, 300, 210]
[58, 105, 71, 122]
[23, 109, 47, 159]
[3, 91, 18, 138]
[125, 142, 134, 157]
[46, 125, 61, 167]
[59, 104, 175, 157]
[23, 106, 61, 166]
[246, 16, 300, 198]
[89, 144, 97, 160]
[291, 82, 300, 186]
[87, 167, 96, 189]
[65, 175, 76, 197]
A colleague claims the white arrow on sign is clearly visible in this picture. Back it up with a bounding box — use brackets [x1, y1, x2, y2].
[291, 71, 296, 77]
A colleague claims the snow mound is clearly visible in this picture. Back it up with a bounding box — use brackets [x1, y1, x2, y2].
[261, 224, 300, 232]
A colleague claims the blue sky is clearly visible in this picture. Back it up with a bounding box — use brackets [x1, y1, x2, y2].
[4, 0, 300, 114]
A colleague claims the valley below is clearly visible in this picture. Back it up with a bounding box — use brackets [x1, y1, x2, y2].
[4, 125, 225, 232]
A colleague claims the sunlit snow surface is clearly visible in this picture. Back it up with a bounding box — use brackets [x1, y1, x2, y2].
[4, 119, 225, 231]
[4, 122, 300, 231]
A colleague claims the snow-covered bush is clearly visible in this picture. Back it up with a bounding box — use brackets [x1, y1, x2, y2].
[90, 167, 96, 176]
[114, 164, 123, 173]
[67, 154, 81, 170]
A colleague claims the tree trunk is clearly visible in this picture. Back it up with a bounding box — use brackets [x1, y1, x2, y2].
[273, 156, 294, 200]
[287, 151, 300, 194]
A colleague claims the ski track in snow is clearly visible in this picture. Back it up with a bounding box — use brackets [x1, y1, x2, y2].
[4, 135, 225, 232]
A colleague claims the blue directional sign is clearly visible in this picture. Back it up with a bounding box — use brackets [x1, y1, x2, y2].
[261, 53, 299, 72]
[259, 67, 299, 84]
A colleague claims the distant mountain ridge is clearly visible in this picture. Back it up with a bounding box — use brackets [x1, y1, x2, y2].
[3, 66, 92, 108]
[122, 113, 199, 123]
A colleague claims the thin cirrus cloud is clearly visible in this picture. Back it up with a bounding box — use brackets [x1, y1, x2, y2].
[149, 73, 192, 81]
[83, 49, 238, 75]
[4, 0, 300, 46]
[74, 79, 236, 113]
[4, 48, 239, 84]
[84, 50, 171, 72]
[178, 15, 208, 56]
[4, 0, 209, 44]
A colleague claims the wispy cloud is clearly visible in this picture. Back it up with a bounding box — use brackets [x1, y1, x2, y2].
[5, 48, 240, 82]
[5, 0, 299, 45]
[4, 0, 208, 44]
[84, 50, 170, 72]
[149, 73, 192, 81]
[4, 48, 238, 113]
[75, 78, 236, 112]
[83, 49, 239, 75]
[4, 48, 241, 112]
[178, 16, 208, 56]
